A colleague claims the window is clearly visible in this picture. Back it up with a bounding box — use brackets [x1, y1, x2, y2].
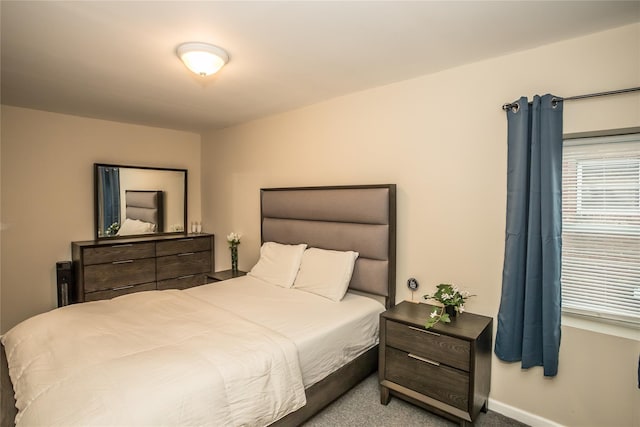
[562, 131, 640, 327]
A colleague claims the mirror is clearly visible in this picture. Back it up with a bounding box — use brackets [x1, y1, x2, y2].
[95, 163, 187, 240]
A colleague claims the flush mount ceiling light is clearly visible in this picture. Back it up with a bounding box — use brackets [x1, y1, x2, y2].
[176, 42, 229, 76]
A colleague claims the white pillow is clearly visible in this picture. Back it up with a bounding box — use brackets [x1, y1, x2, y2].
[116, 218, 155, 236]
[248, 242, 307, 288]
[293, 248, 359, 302]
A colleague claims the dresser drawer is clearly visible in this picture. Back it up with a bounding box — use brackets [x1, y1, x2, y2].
[156, 251, 211, 281]
[156, 237, 211, 257]
[385, 320, 470, 371]
[385, 346, 469, 411]
[84, 282, 157, 302]
[83, 242, 155, 265]
[157, 273, 208, 290]
[83, 258, 156, 292]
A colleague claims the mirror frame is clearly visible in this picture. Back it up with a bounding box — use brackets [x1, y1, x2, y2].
[94, 163, 188, 240]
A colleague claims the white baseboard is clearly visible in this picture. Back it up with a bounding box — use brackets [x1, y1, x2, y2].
[488, 398, 565, 427]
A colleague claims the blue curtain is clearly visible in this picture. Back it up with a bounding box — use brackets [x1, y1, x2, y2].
[494, 94, 563, 377]
[101, 167, 121, 231]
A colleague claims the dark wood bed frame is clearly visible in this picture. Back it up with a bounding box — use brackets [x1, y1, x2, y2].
[124, 189, 165, 233]
[1, 350, 13, 427]
[261, 184, 396, 426]
[1, 184, 396, 427]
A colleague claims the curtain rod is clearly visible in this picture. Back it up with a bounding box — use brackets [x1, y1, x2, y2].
[501, 86, 640, 111]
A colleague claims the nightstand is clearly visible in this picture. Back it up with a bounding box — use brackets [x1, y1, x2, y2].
[379, 301, 493, 426]
[207, 269, 247, 282]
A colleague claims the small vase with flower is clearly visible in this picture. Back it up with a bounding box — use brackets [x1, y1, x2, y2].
[227, 232, 241, 273]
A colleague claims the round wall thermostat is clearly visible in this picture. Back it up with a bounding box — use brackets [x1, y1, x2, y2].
[407, 278, 419, 290]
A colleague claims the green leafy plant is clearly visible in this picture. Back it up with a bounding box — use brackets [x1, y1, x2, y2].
[106, 222, 120, 236]
[423, 283, 474, 329]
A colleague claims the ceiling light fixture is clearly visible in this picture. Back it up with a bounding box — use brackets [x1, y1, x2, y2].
[176, 42, 229, 76]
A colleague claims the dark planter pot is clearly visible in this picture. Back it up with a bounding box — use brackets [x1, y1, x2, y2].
[445, 305, 457, 318]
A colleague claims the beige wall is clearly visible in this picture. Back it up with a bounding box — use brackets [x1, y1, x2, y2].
[201, 24, 640, 426]
[0, 106, 201, 332]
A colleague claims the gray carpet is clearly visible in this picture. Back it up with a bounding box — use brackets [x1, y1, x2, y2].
[303, 374, 529, 427]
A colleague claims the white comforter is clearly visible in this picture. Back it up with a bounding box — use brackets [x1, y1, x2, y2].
[186, 276, 385, 387]
[1, 290, 306, 426]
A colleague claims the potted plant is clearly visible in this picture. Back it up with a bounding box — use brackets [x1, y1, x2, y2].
[423, 283, 474, 329]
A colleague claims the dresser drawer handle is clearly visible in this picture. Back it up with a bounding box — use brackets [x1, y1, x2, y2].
[111, 285, 135, 291]
[110, 244, 133, 248]
[178, 252, 195, 256]
[178, 238, 194, 242]
[112, 260, 134, 264]
[177, 274, 195, 280]
[409, 326, 440, 337]
[408, 353, 440, 366]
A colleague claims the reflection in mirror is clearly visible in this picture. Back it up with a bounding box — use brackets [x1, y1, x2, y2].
[95, 164, 187, 240]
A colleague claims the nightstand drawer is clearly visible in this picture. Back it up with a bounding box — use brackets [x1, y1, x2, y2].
[385, 346, 469, 411]
[386, 320, 470, 371]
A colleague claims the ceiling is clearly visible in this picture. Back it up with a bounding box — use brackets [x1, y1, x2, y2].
[2, 1, 639, 133]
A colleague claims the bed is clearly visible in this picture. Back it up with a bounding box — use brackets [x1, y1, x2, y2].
[116, 190, 164, 235]
[1, 184, 396, 426]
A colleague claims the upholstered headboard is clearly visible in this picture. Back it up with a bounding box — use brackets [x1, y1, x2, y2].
[260, 185, 396, 308]
[125, 190, 164, 232]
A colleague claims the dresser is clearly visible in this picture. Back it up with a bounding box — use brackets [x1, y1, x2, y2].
[379, 301, 492, 426]
[71, 234, 214, 303]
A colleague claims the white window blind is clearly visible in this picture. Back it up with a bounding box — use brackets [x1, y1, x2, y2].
[562, 132, 640, 326]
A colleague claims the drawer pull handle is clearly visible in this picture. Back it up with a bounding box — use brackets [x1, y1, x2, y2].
[178, 274, 195, 280]
[111, 244, 133, 248]
[112, 285, 135, 291]
[178, 252, 195, 256]
[408, 353, 440, 366]
[178, 238, 194, 242]
[409, 326, 440, 337]
[112, 260, 134, 265]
